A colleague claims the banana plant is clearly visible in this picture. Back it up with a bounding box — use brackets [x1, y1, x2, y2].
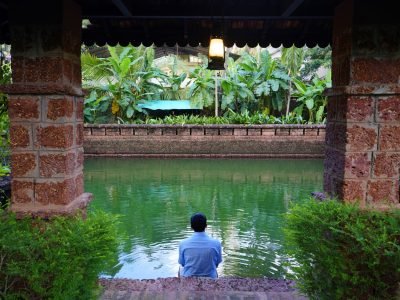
[292, 72, 331, 123]
[220, 57, 255, 114]
[82, 45, 166, 122]
[281, 46, 305, 116]
[187, 64, 215, 108]
[253, 50, 290, 115]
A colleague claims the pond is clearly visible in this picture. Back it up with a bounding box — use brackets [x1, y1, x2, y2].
[85, 158, 323, 279]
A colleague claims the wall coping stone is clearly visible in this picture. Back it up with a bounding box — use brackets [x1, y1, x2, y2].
[85, 124, 326, 129]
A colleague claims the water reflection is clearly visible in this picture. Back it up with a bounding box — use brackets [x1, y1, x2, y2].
[85, 158, 323, 279]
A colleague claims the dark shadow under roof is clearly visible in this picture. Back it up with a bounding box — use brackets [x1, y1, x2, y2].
[0, 0, 346, 47]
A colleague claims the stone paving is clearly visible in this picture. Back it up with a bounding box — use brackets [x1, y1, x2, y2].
[100, 290, 307, 300]
[99, 277, 308, 300]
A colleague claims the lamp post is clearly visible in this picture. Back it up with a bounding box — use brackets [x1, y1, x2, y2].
[207, 36, 225, 117]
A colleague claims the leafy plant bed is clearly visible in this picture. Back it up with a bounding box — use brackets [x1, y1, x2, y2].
[0, 210, 121, 299]
[284, 199, 400, 299]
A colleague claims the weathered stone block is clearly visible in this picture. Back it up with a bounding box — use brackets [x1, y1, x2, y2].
[11, 56, 24, 83]
[205, 128, 219, 136]
[190, 128, 204, 136]
[76, 123, 84, 146]
[247, 128, 261, 136]
[351, 58, 400, 84]
[234, 128, 247, 136]
[23, 57, 41, 83]
[12, 153, 37, 177]
[326, 96, 339, 121]
[219, 128, 233, 136]
[39, 151, 76, 177]
[91, 127, 105, 136]
[39, 57, 64, 83]
[10, 124, 31, 148]
[134, 128, 148, 136]
[147, 128, 162, 136]
[76, 148, 84, 169]
[377, 96, 400, 122]
[379, 125, 400, 151]
[72, 61, 82, 88]
[177, 128, 190, 136]
[106, 128, 120, 136]
[163, 128, 177, 136]
[120, 128, 134, 136]
[83, 127, 92, 136]
[304, 128, 318, 136]
[12, 179, 34, 204]
[46, 96, 74, 121]
[260, 128, 274, 136]
[74, 173, 84, 198]
[340, 179, 366, 203]
[318, 128, 326, 138]
[346, 124, 377, 151]
[324, 147, 345, 176]
[276, 128, 290, 136]
[62, 58, 73, 85]
[75, 97, 84, 121]
[37, 125, 74, 148]
[373, 152, 400, 178]
[290, 129, 304, 136]
[344, 152, 371, 178]
[35, 178, 76, 205]
[9, 96, 40, 121]
[337, 96, 373, 122]
[367, 180, 396, 203]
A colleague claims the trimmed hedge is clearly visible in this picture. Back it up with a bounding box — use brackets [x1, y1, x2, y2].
[0, 210, 121, 300]
[284, 199, 400, 300]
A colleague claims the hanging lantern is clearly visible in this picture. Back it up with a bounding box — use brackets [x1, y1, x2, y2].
[207, 36, 225, 70]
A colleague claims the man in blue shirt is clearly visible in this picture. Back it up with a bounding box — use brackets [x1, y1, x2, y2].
[178, 213, 222, 279]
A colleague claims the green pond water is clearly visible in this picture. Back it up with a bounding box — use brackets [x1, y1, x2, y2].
[85, 158, 323, 279]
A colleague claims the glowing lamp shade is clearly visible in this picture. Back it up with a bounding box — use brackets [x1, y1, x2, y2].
[209, 38, 224, 58]
[207, 37, 225, 70]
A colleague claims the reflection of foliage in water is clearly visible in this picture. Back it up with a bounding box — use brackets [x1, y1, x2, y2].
[85, 158, 323, 278]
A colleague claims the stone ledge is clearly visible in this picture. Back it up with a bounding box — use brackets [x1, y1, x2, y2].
[85, 153, 324, 159]
[10, 192, 93, 218]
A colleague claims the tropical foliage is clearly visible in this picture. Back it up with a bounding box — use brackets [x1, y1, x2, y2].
[292, 72, 331, 124]
[136, 110, 305, 125]
[281, 46, 305, 116]
[0, 209, 122, 299]
[284, 199, 400, 300]
[187, 64, 215, 108]
[83, 45, 331, 124]
[300, 46, 332, 81]
[81, 45, 166, 123]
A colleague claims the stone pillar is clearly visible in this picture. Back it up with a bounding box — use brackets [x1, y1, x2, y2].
[324, 0, 400, 207]
[3, 0, 92, 217]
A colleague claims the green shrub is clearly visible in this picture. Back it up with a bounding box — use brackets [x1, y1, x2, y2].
[0, 210, 121, 300]
[284, 199, 400, 300]
[135, 112, 305, 125]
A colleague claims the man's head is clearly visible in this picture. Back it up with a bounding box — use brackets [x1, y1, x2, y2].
[190, 212, 207, 232]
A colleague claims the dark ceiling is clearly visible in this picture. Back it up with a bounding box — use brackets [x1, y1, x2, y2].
[0, 0, 345, 47]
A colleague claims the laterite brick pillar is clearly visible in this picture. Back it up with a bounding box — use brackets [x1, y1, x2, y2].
[324, 0, 400, 207]
[5, 0, 92, 217]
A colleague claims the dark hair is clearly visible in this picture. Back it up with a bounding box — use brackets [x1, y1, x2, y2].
[190, 213, 207, 232]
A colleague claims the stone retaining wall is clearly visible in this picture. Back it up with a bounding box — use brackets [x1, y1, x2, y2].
[84, 124, 326, 158]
